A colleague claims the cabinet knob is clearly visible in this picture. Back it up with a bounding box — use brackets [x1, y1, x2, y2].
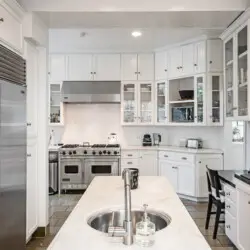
[135, 72, 138, 74]
[248, 201, 250, 204]
[164, 69, 167, 72]
[194, 64, 197, 66]
[27, 123, 32, 126]
[209, 61, 213, 64]
[27, 154, 31, 157]
[0, 18, 4, 23]
[226, 205, 231, 209]
[138, 72, 141, 74]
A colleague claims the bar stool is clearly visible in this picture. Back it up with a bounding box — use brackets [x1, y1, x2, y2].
[205, 167, 225, 239]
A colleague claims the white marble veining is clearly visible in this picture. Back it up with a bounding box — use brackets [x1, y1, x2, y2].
[122, 145, 223, 154]
[48, 176, 211, 250]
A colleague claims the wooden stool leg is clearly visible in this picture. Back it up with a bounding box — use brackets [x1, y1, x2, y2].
[213, 203, 222, 239]
[205, 195, 213, 229]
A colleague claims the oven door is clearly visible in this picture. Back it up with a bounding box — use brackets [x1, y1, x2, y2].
[60, 158, 84, 184]
[84, 158, 119, 184]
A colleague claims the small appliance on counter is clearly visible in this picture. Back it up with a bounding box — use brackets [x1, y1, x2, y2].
[142, 134, 152, 146]
[186, 138, 203, 149]
[108, 133, 118, 144]
[153, 133, 161, 146]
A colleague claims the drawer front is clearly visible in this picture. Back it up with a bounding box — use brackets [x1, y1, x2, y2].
[225, 211, 237, 246]
[224, 184, 236, 204]
[158, 151, 194, 164]
[121, 150, 139, 159]
[121, 159, 139, 168]
[225, 198, 237, 217]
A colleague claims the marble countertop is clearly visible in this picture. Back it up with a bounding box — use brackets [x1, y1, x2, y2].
[122, 145, 223, 154]
[219, 170, 250, 188]
[49, 145, 61, 151]
[48, 176, 211, 250]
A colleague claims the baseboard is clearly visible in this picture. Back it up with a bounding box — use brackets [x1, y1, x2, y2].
[178, 194, 208, 203]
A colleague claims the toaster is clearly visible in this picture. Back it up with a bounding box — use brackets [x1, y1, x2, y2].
[186, 138, 203, 149]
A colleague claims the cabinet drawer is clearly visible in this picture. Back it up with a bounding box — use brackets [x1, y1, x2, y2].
[121, 159, 139, 168]
[225, 211, 237, 246]
[224, 184, 236, 204]
[121, 150, 139, 159]
[158, 151, 194, 164]
[0, 5, 22, 52]
[225, 198, 237, 217]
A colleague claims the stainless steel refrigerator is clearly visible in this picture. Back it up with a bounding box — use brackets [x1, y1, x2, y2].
[0, 45, 26, 249]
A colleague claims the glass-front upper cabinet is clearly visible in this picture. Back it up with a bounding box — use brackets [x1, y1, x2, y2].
[121, 82, 137, 125]
[195, 75, 205, 124]
[237, 25, 248, 117]
[155, 81, 168, 124]
[138, 82, 154, 124]
[225, 37, 234, 118]
[50, 83, 63, 125]
[207, 74, 223, 126]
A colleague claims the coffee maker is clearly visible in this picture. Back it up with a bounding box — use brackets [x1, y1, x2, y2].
[142, 134, 152, 146]
[153, 133, 162, 146]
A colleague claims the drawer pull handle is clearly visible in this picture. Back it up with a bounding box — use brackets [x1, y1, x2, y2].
[248, 201, 250, 204]
[127, 162, 133, 164]
[127, 154, 133, 157]
[226, 205, 230, 209]
[226, 225, 231, 229]
[27, 154, 31, 157]
[0, 18, 4, 23]
[164, 155, 168, 158]
[226, 192, 230, 196]
[182, 157, 187, 160]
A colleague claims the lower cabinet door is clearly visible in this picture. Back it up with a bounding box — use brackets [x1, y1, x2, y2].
[138, 151, 158, 176]
[225, 211, 237, 247]
[26, 141, 38, 241]
[159, 160, 178, 191]
[177, 164, 195, 196]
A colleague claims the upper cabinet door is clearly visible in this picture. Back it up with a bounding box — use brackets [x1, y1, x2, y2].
[68, 54, 93, 81]
[155, 51, 168, 80]
[49, 55, 67, 82]
[168, 48, 182, 79]
[121, 54, 138, 81]
[93, 54, 121, 81]
[207, 40, 223, 72]
[182, 44, 195, 76]
[194, 41, 206, 74]
[137, 54, 154, 81]
[195, 74, 206, 125]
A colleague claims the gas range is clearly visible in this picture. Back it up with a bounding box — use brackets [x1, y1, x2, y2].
[59, 144, 120, 157]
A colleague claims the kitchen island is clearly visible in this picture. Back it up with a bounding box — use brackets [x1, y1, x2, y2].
[47, 176, 211, 250]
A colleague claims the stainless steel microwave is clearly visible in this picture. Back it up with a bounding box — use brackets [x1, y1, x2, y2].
[172, 106, 194, 122]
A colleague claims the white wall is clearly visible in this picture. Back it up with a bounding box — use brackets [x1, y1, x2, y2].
[52, 103, 224, 149]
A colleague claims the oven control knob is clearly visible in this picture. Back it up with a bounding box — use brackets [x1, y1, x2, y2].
[114, 151, 118, 155]
[99, 151, 102, 155]
[103, 150, 106, 154]
[107, 151, 111, 155]
[84, 150, 87, 154]
[73, 150, 76, 154]
[69, 151, 72, 155]
[62, 152, 66, 155]
[92, 151, 96, 155]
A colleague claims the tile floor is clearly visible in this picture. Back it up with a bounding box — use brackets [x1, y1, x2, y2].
[26, 194, 238, 250]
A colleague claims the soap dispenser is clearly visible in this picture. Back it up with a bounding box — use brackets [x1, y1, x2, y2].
[135, 204, 156, 247]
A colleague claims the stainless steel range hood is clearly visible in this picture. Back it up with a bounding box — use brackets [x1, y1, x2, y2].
[61, 81, 121, 103]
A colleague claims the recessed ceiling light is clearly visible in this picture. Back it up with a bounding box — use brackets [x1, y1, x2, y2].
[132, 31, 142, 38]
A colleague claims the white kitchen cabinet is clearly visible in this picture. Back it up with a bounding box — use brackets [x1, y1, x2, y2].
[225, 211, 237, 246]
[155, 51, 168, 80]
[121, 53, 154, 81]
[137, 54, 154, 81]
[26, 140, 38, 241]
[177, 163, 195, 196]
[67, 54, 93, 81]
[0, 2, 23, 53]
[159, 160, 178, 191]
[207, 74, 224, 126]
[168, 47, 182, 79]
[207, 40, 223, 72]
[237, 188, 250, 250]
[93, 54, 121, 81]
[195, 74, 206, 125]
[121, 54, 138, 81]
[182, 44, 195, 76]
[194, 41, 206, 74]
[138, 151, 158, 176]
[121, 81, 154, 125]
[49, 55, 67, 82]
[155, 81, 168, 124]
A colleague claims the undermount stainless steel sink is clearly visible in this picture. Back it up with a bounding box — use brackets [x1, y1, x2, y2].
[87, 209, 171, 234]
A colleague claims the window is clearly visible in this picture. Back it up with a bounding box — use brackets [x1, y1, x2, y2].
[232, 121, 245, 143]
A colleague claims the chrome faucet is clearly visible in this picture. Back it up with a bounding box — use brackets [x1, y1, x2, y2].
[108, 169, 133, 245]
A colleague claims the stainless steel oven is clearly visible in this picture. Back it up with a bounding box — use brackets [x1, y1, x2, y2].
[84, 158, 119, 184]
[60, 158, 87, 189]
